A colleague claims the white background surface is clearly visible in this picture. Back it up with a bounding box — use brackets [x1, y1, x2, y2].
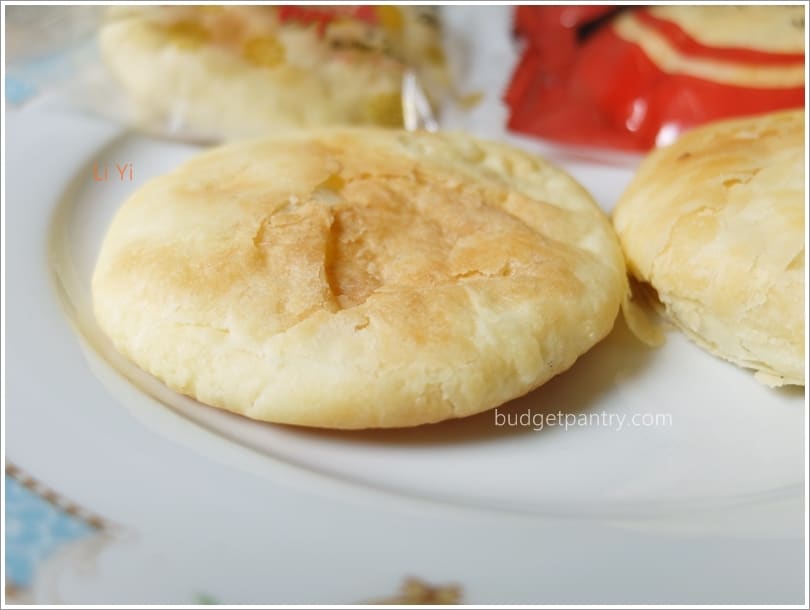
[4, 6, 806, 604]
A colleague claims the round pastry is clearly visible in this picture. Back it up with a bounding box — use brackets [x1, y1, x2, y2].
[92, 129, 627, 428]
[99, 5, 449, 139]
[613, 110, 805, 386]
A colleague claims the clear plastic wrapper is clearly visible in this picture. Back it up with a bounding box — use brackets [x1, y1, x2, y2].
[5, 6, 104, 104]
[6, 5, 450, 141]
[506, 5, 805, 152]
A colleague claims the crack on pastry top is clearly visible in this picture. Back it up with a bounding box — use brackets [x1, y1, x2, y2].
[98, 130, 620, 341]
[245, 146, 589, 313]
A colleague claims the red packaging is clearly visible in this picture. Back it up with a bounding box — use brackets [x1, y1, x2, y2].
[275, 5, 379, 33]
[506, 6, 806, 151]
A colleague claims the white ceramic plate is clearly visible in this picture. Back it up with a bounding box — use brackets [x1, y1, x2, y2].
[5, 7, 806, 605]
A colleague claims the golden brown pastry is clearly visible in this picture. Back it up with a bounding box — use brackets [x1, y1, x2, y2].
[93, 129, 627, 428]
[614, 110, 805, 386]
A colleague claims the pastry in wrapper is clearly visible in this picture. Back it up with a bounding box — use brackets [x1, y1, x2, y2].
[100, 5, 449, 139]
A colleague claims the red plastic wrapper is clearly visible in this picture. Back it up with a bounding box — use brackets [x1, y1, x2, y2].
[506, 5, 806, 152]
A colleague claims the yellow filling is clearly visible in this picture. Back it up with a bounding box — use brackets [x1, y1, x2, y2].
[367, 92, 404, 127]
[165, 21, 210, 50]
[243, 35, 286, 68]
[375, 6, 404, 33]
